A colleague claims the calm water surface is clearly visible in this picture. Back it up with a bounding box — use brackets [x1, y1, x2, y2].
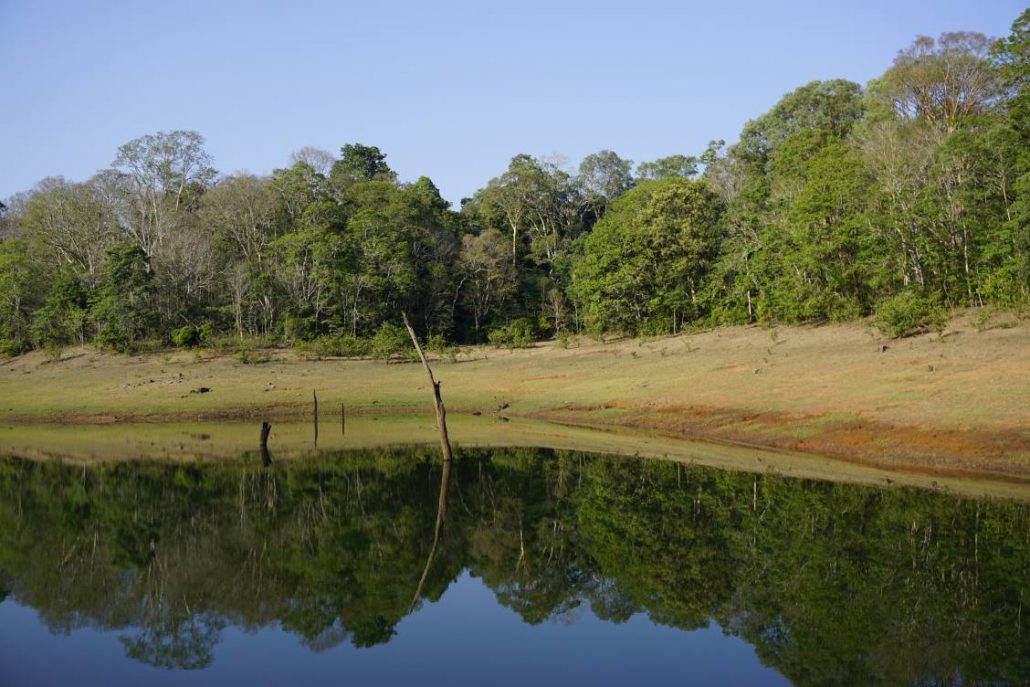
[0, 445, 1026, 685]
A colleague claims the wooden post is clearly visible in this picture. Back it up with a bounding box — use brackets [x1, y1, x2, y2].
[260, 422, 272, 467]
[341, 403, 346, 436]
[312, 389, 319, 447]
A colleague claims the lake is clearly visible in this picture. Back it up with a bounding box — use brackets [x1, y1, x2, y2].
[0, 429, 1027, 685]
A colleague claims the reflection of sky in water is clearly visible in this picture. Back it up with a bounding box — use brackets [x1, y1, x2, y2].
[0, 571, 787, 687]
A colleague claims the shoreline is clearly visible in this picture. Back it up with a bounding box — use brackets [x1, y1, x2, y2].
[1, 310, 1028, 489]
[2, 415, 1029, 502]
[4, 401, 1028, 482]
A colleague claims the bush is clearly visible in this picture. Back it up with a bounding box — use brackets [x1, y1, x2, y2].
[0, 336, 31, 357]
[171, 325, 202, 348]
[198, 323, 217, 343]
[641, 316, 676, 337]
[487, 318, 537, 349]
[298, 334, 373, 359]
[426, 333, 459, 362]
[370, 323, 415, 362]
[284, 315, 316, 342]
[236, 347, 272, 364]
[874, 292, 947, 339]
[42, 341, 64, 362]
[205, 334, 241, 355]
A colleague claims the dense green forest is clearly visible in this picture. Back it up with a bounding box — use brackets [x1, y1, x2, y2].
[1, 12, 1027, 354]
[0, 448, 1027, 684]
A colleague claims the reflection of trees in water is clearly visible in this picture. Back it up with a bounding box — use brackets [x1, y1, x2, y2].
[0, 449, 1027, 684]
[120, 613, 225, 670]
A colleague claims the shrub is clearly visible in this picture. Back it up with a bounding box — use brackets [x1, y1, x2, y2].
[874, 292, 946, 339]
[426, 333, 459, 362]
[43, 341, 64, 362]
[206, 334, 241, 355]
[236, 347, 272, 365]
[487, 318, 537, 349]
[0, 336, 31, 357]
[370, 323, 415, 362]
[284, 315, 316, 342]
[221, 335, 274, 364]
[301, 334, 373, 359]
[641, 317, 674, 337]
[557, 332, 579, 349]
[171, 325, 202, 348]
[198, 323, 217, 343]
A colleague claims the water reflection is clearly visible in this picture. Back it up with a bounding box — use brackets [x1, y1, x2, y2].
[0, 447, 1027, 685]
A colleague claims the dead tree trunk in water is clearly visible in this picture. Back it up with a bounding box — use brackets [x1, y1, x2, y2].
[312, 390, 319, 447]
[402, 312, 453, 463]
[260, 422, 272, 467]
[403, 311, 454, 610]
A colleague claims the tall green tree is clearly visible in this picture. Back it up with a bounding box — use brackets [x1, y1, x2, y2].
[577, 149, 634, 214]
[571, 178, 724, 334]
[91, 241, 157, 351]
[458, 228, 518, 339]
[109, 130, 216, 260]
[0, 238, 44, 354]
[330, 143, 397, 189]
[636, 154, 699, 181]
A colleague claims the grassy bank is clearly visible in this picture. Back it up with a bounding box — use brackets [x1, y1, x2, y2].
[3, 417, 1029, 502]
[1, 309, 1028, 484]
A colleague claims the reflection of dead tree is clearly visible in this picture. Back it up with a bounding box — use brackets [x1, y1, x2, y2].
[401, 312, 453, 463]
[409, 456, 451, 612]
[403, 312, 454, 611]
[312, 390, 319, 448]
[259, 422, 272, 467]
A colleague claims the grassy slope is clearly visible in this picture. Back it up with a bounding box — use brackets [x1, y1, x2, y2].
[1, 310, 1028, 481]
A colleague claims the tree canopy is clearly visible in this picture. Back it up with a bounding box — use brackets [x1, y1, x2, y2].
[0, 10, 1027, 354]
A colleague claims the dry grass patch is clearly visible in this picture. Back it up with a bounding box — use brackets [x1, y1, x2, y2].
[1, 309, 1027, 483]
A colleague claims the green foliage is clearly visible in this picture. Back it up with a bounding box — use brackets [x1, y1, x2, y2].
[636, 154, 699, 180]
[299, 334, 373, 359]
[738, 79, 865, 165]
[31, 271, 88, 350]
[874, 291, 947, 338]
[570, 178, 723, 334]
[0, 239, 42, 355]
[487, 318, 537, 348]
[2, 14, 1029, 358]
[557, 332, 579, 349]
[91, 242, 156, 352]
[170, 325, 202, 348]
[578, 149, 634, 211]
[330, 143, 397, 187]
[370, 322, 415, 362]
[426, 332, 459, 362]
[234, 344, 272, 365]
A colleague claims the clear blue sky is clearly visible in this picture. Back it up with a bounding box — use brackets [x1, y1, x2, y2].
[1, 0, 1025, 206]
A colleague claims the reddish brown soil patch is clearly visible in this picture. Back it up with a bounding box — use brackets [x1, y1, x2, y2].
[536, 402, 1030, 483]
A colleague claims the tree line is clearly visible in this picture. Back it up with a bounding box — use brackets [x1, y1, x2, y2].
[1, 11, 1027, 354]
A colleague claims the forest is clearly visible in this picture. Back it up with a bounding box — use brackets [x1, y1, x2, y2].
[0, 11, 1027, 355]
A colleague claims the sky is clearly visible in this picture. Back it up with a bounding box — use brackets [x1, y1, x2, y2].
[0, 0, 1025, 206]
